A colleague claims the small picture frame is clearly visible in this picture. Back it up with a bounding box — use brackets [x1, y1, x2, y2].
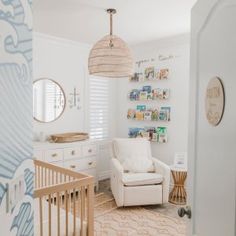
[174, 152, 187, 169]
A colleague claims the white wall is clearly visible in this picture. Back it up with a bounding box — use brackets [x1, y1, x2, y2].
[116, 34, 190, 165]
[33, 33, 117, 179]
[33, 32, 190, 175]
[33, 33, 91, 139]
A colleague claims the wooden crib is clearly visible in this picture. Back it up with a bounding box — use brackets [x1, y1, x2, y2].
[34, 160, 94, 236]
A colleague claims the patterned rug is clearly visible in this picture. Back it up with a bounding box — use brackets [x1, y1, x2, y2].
[94, 192, 186, 236]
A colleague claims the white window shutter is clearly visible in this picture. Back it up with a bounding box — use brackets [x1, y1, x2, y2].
[89, 77, 110, 139]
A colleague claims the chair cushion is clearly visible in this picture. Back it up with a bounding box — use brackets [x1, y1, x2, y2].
[122, 173, 163, 186]
[113, 138, 152, 162]
[122, 155, 154, 173]
[113, 138, 154, 173]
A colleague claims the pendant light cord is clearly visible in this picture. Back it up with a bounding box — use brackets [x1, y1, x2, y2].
[110, 12, 113, 36]
[107, 9, 116, 48]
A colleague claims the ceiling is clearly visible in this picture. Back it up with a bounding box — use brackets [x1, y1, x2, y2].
[34, 0, 197, 45]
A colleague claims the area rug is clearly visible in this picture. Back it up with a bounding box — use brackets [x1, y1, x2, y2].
[94, 193, 186, 236]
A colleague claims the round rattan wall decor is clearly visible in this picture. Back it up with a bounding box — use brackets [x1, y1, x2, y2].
[205, 77, 225, 126]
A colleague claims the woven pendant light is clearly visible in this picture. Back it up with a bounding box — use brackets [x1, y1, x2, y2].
[88, 9, 134, 78]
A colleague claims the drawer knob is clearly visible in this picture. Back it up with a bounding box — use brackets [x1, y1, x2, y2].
[88, 149, 92, 153]
[70, 165, 76, 169]
[71, 150, 75, 155]
[52, 153, 58, 157]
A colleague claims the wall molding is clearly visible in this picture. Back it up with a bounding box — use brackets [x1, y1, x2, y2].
[34, 31, 92, 50]
[98, 171, 111, 181]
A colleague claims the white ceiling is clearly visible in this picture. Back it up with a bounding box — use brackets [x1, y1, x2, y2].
[34, 0, 197, 45]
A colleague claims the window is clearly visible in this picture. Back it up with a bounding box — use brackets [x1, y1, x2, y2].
[89, 77, 110, 139]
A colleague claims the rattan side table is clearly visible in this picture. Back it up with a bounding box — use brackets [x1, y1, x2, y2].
[169, 167, 187, 205]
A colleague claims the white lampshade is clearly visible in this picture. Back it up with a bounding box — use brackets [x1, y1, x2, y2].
[88, 9, 134, 78]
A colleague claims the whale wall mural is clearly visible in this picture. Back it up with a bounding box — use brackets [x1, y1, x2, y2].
[0, 0, 33, 235]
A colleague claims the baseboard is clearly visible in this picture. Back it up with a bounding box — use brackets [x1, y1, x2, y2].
[98, 171, 111, 181]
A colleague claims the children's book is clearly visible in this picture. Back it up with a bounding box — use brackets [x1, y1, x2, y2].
[127, 109, 136, 120]
[158, 69, 169, 80]
[145, 127, 156, 140]
[142, 86, 152, 93]
[139, 91, 148, 101]
[129, 89, 140, 101]
[152, 133, 158, 142]
[136, 111, 144, 121]
[156, 127, 168, 143]
[136, 105, 146, 111]
[151, 109, 159, 121]
[128, 127, 144, 138]
[161, 107, 171, 121]
[162, 89, 170, 99]
[142, 131, 150, 140]
[147, 93, 153, 100]
[144, 111, 152, 121]
[152, 89, 159, 100]
[145, 67, 155, 80]
[159, 110, 167, 121]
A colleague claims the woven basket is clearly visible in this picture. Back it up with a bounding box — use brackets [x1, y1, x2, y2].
[50, 132, 89, 143]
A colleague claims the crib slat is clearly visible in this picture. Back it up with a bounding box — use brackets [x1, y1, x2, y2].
[65, 190, 69, 236]
[52, 170, 54, 185]
[33, 160, 94, 236]
[35, 165, 37, 189]
[73, 189, 76, 235]
[44, 168, 47, 186]
[81, 186, 85, 236]
[41, 167, 43, 187]
[87, 184, 94, 236]
[57, 192, 60, 236]
[56, 172, 58, 184]
[39, 197, 43, 236]
[48, 194, 52, 236]
[37, 166, 40, 188]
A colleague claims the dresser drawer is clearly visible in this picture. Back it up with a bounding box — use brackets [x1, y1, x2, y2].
[33, 150, 44, 161]
[64, 147, 81, 160]
[45, 149, 63, 163]
[82, 144, 97, 157]
[64, 157, 96, 172]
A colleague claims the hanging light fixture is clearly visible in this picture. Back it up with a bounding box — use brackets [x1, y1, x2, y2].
[88, 8, 134, 78]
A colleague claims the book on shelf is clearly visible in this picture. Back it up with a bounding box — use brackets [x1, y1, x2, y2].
[136, 111, 144, 121]
[143, 111, 152, 121]
[128, 126, 168, 143]
[127, 106, 171, 122]
[128, 87, 170, 101]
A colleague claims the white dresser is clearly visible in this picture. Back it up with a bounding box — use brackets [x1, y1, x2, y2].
[33, 140, 99, 190]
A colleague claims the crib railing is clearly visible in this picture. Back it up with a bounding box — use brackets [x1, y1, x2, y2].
[34, 159, 94, 236]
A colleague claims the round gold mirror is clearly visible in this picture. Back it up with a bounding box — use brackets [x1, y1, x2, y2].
[33, 78, 66, 123]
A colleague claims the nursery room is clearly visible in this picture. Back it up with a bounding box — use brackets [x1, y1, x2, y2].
[1, 0, 236, 236]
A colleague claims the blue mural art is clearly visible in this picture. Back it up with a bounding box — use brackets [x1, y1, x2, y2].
[11, 203, 34, 236]
[0, 183, 6, 205]
[24, 168, 34, 197]
[0, 0, 33, 235]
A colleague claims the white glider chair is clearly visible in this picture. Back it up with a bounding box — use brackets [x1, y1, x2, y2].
[111, 138, 170, 207]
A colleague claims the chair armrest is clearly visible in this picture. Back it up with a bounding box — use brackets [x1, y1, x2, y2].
[152, 157, 171, 203]
[152, 158, 170, 175]
[111, 158, 124, 179]
[110, 158, 124, 206]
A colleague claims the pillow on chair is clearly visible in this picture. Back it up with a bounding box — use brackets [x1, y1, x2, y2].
[122, 155, 154, 173]
[113, 138, 154, 173]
